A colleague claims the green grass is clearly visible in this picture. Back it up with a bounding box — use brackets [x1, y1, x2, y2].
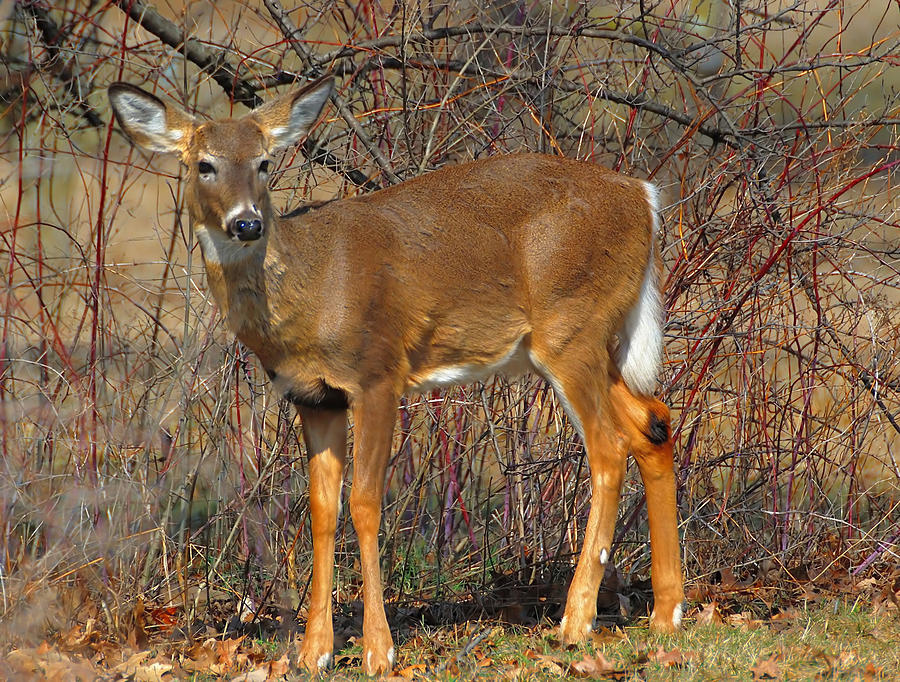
[323, 601, 898, 680]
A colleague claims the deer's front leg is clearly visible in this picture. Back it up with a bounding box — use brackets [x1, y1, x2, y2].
[349, 387, 397, 676]
[296, 407, 347, 671]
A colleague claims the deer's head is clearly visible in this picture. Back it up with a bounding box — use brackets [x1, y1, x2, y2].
[108, 77, 333, 245]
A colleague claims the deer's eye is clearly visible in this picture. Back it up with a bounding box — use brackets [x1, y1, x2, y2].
[198, 161, 215, 175]
[258, 160, 271, 174]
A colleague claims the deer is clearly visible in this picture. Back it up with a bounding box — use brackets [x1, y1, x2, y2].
[108, 75, 684, 675]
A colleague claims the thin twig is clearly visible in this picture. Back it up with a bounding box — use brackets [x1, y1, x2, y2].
[263, 0, 401, 185]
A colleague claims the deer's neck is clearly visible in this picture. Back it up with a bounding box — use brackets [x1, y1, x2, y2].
[195, 224, 273, 335]
[195, 220, 318, 369]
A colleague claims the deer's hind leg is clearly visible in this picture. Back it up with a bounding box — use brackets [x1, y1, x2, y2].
[349, 383, 398, 675]
[609, 376, 684, 632]
[530, 343, 628, 643]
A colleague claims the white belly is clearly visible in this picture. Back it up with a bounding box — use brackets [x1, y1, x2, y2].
[408, 338, 534, 392]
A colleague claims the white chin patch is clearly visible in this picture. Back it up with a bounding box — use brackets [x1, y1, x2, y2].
[387, 646, 395, 667]
[195, 225, 253, 265]
[599, 548, 609, 565]
[316, 652, 332, 669]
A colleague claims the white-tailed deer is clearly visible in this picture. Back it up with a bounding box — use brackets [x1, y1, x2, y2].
[109, 76, 684, 675]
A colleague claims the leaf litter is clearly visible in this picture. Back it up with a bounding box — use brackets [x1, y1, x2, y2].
[3, 562, 899, 680]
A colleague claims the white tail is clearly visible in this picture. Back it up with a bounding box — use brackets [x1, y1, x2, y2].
[617, 182, 664, 395]
[108, 76, 684, 676]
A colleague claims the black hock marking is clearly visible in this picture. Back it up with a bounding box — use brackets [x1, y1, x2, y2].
[646, 412, 669, 445]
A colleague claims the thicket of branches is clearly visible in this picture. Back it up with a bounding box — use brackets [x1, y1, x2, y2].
[1, 0, 898, 643]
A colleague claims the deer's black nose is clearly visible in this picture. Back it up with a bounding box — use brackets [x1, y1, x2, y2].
[230, 215, 263, 241]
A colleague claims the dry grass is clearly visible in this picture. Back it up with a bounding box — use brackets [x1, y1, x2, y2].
[3, 596, 898, 679]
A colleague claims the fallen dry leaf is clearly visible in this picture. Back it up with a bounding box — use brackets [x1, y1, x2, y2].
[267, 654, 290, 678]
[768, 607, 799, 632]
[696, 601, 724, 625]
[569, 651, 623, 678]
[838, 650, 858, 669]
[727, 611, 764, 630]
[750, 653, 781, 679]
[238, 596, 257, 623]
[229, 669, 270, 682]
[523, 649, 566, 676]
[183, 640, 218, 674]
[225, 653, 288, 682]
[216, 635, 246, 667]
[502, 665, 523, 680]
[397, 662, 429, 678]
[864, 663, 884, 680]
[113, 651, 150, 675]
[648, 646, 698, 668]
[589, 626, 625, 646]
[5, 649, 39, 675]
[717, 567, 741, 590]
[133, 660, 174, 682]
[148, 606, 179, 633]
[5, 646, 99, 681]
[771, 607, 799, 621]
[183, 635, 248, 676]
[685, 583, 712, 602]
[127, 598, 150, 649]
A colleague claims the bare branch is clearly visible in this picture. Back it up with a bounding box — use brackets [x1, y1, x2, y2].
[112, 0, 381, 189]
[113, 0, 262, 107]
[262, 0, 401, 185]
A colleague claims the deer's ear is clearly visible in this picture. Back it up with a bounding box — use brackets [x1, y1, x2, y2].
[250, 76, 333, 152]
[108, 83, 196, 154]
